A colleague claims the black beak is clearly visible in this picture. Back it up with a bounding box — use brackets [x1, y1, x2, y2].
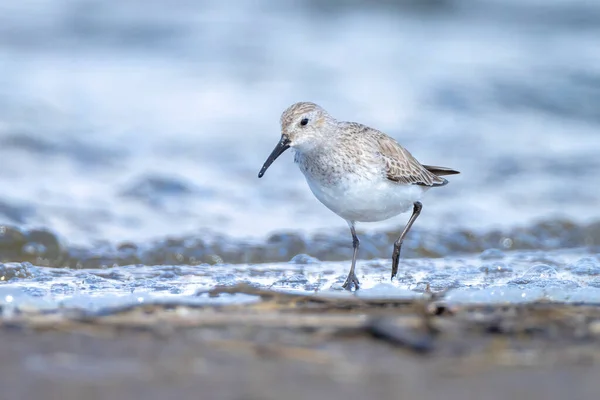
[258, 135, 291, 178]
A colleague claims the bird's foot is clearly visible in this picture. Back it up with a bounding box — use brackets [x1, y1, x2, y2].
[342, 272, 360, 291]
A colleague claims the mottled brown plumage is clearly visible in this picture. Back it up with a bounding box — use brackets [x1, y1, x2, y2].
[337, 121, 453, 187]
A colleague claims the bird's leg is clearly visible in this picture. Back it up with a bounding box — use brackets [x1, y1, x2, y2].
[342, 221, 360, 291]
[391, 202, 422, 280]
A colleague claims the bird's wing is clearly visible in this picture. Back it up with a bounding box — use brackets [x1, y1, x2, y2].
[372, 129, 449, 187]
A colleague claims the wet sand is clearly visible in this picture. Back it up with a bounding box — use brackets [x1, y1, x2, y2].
[3, 285, 600, 400]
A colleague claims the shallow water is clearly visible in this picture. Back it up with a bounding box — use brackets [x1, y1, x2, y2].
[1, 248, 599, 315]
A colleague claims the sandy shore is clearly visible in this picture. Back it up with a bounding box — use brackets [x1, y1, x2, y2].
[2, 285, 600, 400]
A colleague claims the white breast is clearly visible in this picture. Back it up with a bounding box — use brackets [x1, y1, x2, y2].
[304, 172, 426, 223]
[294, 147, 426, 223]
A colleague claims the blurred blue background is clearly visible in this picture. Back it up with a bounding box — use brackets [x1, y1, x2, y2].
[0, 0, 599, 245]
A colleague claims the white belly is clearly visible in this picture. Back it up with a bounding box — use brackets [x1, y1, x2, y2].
[304, 174, 426, 222]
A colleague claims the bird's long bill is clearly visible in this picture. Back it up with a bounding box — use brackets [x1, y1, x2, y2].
[258, 135, 290, 178]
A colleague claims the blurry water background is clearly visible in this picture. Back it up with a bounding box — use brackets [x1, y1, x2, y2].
[1, 0, 599, 244]
[0, 0, 599, 309]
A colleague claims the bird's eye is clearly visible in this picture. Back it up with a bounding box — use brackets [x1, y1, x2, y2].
[300, 118, 309, 126]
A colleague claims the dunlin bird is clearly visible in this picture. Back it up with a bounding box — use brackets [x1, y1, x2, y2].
[258, 102, 459, 290]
